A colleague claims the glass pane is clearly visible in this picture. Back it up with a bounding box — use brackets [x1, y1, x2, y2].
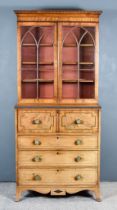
[79, 27, 95, 98]
[62, 26, 95, 100]
[37, 26, 54, 99]
[21, 26, 55, 99]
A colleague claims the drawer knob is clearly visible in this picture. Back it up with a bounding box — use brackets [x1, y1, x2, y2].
[75, 139, 82, 145]
[33, 139, 41, 145]
[32, 119, 42, 125]
[32, 156, 42, 162]
[74, 156, 82, 162]
[74, 119, 83, 124]
[74, 174, 82, 181]
[33, 174, 41, 181]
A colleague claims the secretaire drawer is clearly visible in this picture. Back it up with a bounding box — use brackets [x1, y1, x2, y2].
[59, 110, 98, 133]
[19, 168, 97, 186]
[18, 135, 98, 150]
[18, 151, 97, 167]
[17, 110, 56, 133]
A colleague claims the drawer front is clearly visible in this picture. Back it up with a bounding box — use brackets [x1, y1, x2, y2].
[18, 151, 97, 167]
[18, 110, 56, 133]
[59, 110, 98, 133]
[19, 168, 97, 186]
[18, 135, 98, 150]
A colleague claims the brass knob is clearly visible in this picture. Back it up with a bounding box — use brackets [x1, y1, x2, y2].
[33, 139, 41, 145]
[74, 174, 82, 181]
[74, 119, 83, 124]
[33, 174, 41, 181]
[74, 156, 82, 162]
[32, 156, 42, 162]
[75, 139, 82, 145]
[32, 119, 42, 125]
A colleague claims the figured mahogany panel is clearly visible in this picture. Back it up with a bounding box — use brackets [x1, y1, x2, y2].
[59, 110, 98, 133]
[18, 110, 56, 133]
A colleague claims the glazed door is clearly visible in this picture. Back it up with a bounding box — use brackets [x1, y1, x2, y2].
[18, 22, 57, 104]
[58, 23, 98, 104]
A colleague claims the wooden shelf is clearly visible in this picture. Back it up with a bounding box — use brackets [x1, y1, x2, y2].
[79, 62, 94, 65]
[63, 44, 94, 47]
[80, 44, 94, 47]
[63, 62, 78, 65]
[38, 79, 54, 83]
[79, 79, 94, 83]
[21, 69, 54, 72]
[22, 79, 54, 83]
[63, 62, 94, 65]
[22, 43, 36, 47]
[63, 68, 94, 71]
[22, 62, 54, 65]
[63, 79, 78, 83]
[40, 43, 53, 47]
[62, 79, 94, 83]
[22, 62, 36, 65]
[22, 43, 53, 47]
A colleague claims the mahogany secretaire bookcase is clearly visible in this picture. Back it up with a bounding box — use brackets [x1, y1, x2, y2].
[15, 10, 102, 201]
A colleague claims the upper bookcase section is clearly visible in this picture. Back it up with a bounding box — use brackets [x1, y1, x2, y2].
[15, 10, 102, 105]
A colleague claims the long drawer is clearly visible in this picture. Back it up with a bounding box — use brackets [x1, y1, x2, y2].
[18, 135, 98, 150]
[18, 151, 98, 167]
[19, 168, 97, 186]
[59, 110, 98, 133]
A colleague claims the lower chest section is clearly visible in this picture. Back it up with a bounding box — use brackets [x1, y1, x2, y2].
[16, 107, 100, 191]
